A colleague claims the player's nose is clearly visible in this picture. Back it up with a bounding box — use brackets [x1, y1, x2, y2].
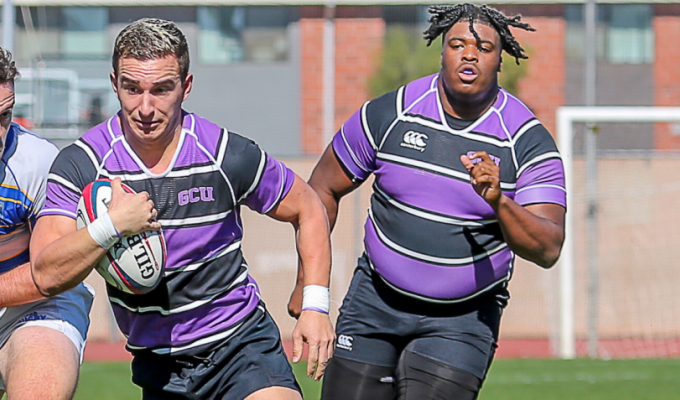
[138, 92, 155, 117]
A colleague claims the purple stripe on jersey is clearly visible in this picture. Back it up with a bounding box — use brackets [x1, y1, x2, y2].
[188, 114, 221, 156]
[162, 213, 242, 270]
[472, 112, 509, 140]
[172, 136, 214, 169]
[516, 158, 566, 207]
[113, 276, 261, 349]
[495, 90, 536, 135]
[403, 75, 439, 121]
[375, 161, 498, 220]
[241, 155, 295, 214]
[515, 186, 566, 207]
[364, 221, 512, 299]
[404, 75, 437, 107]
[40, 181, 81, 218]
[331, 110, 376, 181]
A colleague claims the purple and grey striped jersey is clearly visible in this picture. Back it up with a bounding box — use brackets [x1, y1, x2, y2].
[40, 111, 295, 355]
[333, 74, 566, 302]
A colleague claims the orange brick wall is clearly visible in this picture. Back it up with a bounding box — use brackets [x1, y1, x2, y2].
[498, 5, 566, 136]
[300, 7, 384, 155]
[300, 17, 326, 155]
[513, 17, 565, 136]
[334, 18, 385, 133]
[653, 5, 680, 149]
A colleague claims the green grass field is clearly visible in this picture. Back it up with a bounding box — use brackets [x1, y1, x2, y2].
[73, 358, 680, 400]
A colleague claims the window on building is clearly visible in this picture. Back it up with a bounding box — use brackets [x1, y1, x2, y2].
[605, 5, 654, 64]
[197, 6, 295, 65]
[565, 4, 654, 64]
[61, 7, 109, 58]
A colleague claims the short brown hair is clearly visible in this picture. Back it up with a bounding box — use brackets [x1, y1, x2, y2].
[0, 47, 19, 84]
[112, 18, 190, 81]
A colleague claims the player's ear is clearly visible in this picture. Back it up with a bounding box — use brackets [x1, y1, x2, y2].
[182, 73, 194, 101]
[110, 71, 119, 97]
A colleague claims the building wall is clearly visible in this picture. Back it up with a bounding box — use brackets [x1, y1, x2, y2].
[653, 4, 680, 150]
[299, 6, 384, 156]
[499, 5, 566, 136]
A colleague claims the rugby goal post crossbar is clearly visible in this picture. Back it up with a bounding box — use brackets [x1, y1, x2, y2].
[556, 106, 680, 359]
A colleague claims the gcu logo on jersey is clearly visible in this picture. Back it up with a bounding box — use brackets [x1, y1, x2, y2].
[337, 334, 354, 351]
[178, 187, 215, 206]
[400, 131, 428, 152]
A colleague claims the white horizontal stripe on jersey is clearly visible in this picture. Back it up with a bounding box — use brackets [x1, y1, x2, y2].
[373, 185, 497, 227]
[110, 269, 250, 316]
[158, 209, 233, 228]
[48, 173, 82, 195]
[516, 184, 566, 195]
[39, 207, 78, 219]
[399, 114, 514, 148]
[510, 119, 541, 144]
[377, 153, 517, 190]
[108, 164, 220, 182]
[368, 258, 512, 304]
[516, 151, 563, 178]
[164, 242, 243, 276]
[369, 209, 508, 265]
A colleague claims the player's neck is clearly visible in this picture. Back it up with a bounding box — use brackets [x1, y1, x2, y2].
[122, 121, 182, 174]
[439, 83, 499, 121]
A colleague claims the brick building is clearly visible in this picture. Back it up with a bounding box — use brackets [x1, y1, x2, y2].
[1, 1, 678, 154]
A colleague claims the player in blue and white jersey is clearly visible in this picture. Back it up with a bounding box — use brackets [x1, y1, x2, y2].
[0, 48, 93, 400]
[30, 19, 334, 400]
[290, 4, 566, 400]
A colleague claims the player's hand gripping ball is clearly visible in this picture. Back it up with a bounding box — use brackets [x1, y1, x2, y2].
[76, 179, 166, 294]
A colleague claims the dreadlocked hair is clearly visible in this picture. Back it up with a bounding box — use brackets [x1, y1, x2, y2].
[423, 4, 535, 64]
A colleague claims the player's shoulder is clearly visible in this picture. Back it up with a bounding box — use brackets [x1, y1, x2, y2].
[10, 123, 58, 156]
[6, 123, 58, 172]
[223, 130, 263, 160]
[74, 116, 122, 159]
[496, 89, 543, 136]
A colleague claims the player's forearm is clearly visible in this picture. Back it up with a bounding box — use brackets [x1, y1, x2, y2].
[295, 197, 332, 287]
[315, 188, 341, 232]
[0, 263, 46, 307]
[493, 195, 565, 268]
[32, 229, 107, 296]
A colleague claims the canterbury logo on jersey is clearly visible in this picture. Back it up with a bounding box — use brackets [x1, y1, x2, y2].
[337, 334, 354, 351]
[400, 131, 428, 152]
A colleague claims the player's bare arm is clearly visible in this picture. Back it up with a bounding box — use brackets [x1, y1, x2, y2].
[308, 145, 363, 229]
[31, 178, 160, 296]
[266, 173, 335, 381]
[0, 263, 45, 307]
[287, 145, 362, 318]
[461, 151, 565, 268]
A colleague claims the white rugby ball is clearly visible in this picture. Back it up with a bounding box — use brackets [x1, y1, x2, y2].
[76, 178, 166, 294]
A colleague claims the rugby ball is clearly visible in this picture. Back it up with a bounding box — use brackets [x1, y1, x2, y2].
[76, 178, 166, 295]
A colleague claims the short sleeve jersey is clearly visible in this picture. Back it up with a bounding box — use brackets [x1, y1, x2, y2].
[332, 74, 566, 302]
[0, 123, 57, 274]
[0, 124, 58, 318]
[41, 112, 296, 355]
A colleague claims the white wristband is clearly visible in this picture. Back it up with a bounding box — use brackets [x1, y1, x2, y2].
[87, 213, 121, 250]
[301, 285, 330, 314]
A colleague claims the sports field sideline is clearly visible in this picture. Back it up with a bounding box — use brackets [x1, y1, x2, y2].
[73, 358, 680, 400]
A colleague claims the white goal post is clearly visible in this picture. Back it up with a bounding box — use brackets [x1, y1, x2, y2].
[557, 106, 680, 359]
